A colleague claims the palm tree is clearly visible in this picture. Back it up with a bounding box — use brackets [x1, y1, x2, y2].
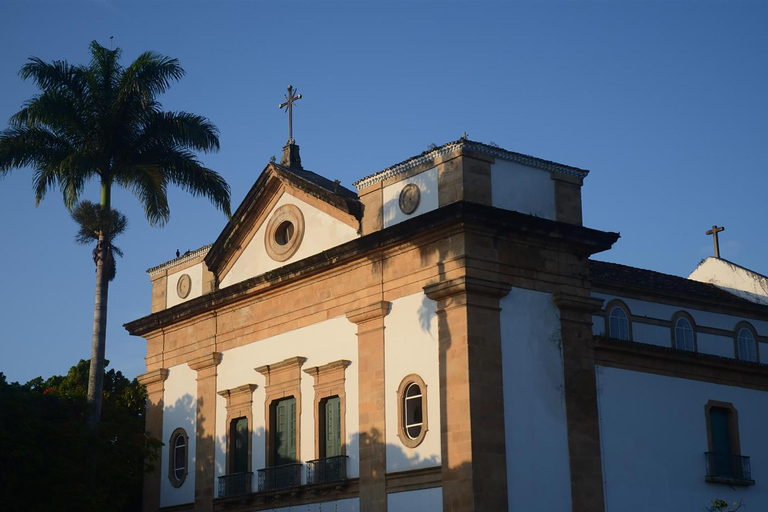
[0, 41, 231, 429]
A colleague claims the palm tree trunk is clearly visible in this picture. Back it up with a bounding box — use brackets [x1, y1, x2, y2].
[86, 230, 110, 430]
[86, 180, 112, 431]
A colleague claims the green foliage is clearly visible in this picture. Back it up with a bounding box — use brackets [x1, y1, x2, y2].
[708, 498, 745, 512]
[0, 361, 158, 512]
[71, 200, 127, 281]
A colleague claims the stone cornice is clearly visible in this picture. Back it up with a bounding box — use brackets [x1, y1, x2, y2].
[217, 383, 258, 400]
[188, 352, 223, 371]
[553, 293, 605, 313]
[125, 201, 619, 337]
[424, 276, 512, 302]
[303, 359, 352, 379]
[354, 139, 589, 190]
[146, 245, 212, 276]
[255, 356, 307, 378]
[346, 301, 391, 324]
[137, 368, 169, 386]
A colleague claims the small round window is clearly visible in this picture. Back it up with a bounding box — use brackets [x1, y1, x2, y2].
[397, 375, 428, 448]
[169, 428, 188, 487]
[265, 204, 305, 262]
[274, 221, 295, 246]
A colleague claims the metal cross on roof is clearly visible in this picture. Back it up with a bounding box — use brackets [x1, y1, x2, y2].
[279, 85, 302, 144]
[705, 225, 725, 259]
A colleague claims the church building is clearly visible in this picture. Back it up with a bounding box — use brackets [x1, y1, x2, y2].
[126, 132, 768, 512]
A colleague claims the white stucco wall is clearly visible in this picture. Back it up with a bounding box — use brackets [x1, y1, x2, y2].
[592, 292, 768, 358]
[221, 192, 359, 288]
[161, 363, 198, 508]
[384, 292, 441, 472]
[166, 262, 204, 308]
[690, 257, 768, 305]
[500, 287, 572, 511]
[382, 167, 438, 228]
[491, 159, 555, 220]
[597, 366, 768, 511]
[387, 488, 443, 512]
[214, 316, 360, 489]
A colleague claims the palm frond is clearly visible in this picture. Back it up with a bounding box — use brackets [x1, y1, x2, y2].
[134, 111, 220, 154]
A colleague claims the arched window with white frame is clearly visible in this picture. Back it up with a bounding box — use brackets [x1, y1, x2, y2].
[609, 306, 630, 341]
[672, 313, 696, 352]
[736, 324, 758, 363]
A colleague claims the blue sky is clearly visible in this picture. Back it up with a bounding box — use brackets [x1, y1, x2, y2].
[1, 0, 766, 383]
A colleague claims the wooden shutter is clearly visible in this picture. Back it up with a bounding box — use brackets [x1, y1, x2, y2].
[324, 396, 341, 457]
[275, 397, 297, 465]
[231, 417, 249, 473]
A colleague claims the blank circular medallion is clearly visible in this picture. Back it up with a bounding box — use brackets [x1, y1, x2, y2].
[399, 183, 421, 215]
[176, 274, 192, 299]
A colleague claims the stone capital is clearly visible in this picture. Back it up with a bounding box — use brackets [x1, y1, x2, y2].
[188, 352, 222, 372]
[424, 276, 511, 302]
[137, 368, 169, 387]
[346, 300, 391, 325]
[217, 383, 258, 400]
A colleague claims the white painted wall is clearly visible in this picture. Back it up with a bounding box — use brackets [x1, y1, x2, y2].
[592, 292, 767, 357]
[384, 293, 441, 472]
[500, 287, 572, 511]
[597, 366, 768, 511]
[690, 257, 768, 305]
[382, 167, 438, 228]
[221, 193, 359, 288]
[491, 159, 555, 220]
[387, 488, 443, 512]
[214, 316, 360, 490]
[160, 363, 198, 508]
[167, 262, 204, 308]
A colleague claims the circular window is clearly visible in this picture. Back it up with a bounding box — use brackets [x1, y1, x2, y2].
[176, 274, 192, 299]
[396, 374, 428, 448]
[168, 428, 189, 487]
[274, 221, 295, 246]
[398, 183, 421, 215]
[265, 204, 305, 262]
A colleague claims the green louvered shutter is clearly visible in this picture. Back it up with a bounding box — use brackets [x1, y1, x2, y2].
[275, 397, 297, 465]
[324, 397, 341, 457]
[231, 417, 249, 473]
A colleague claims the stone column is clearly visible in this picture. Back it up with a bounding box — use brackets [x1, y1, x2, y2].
[424, 276, 510, 512]
[188, 352, 222, 512]
[347, 301, 390, 512]
[137, 368, 169, 512]
[553, 293, 606, 512]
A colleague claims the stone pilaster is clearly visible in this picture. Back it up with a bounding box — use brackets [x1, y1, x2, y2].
[137, 368, 169, 512]
[553, 293, 606, 512]
[188, 352, 222, 512]
[347, 301, 390, 512]
[424, 276, 510, 512]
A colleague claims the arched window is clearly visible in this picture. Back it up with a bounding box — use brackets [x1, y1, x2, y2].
[673, 314, 696, 352]
[396, 374, 428, 448]
[169, 428, 189, 487]
[609, 306, 630, 341]
[736, 324, 758, 363]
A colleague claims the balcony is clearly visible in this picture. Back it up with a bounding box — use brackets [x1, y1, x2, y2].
[218, 471, 253, 498]
[306, 456, 348, 485]
[705, 452, 755, 486]
[257, 463, 303, 492]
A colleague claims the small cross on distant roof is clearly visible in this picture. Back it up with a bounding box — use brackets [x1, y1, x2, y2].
[705, 225, 725, 259]
[279, 85, 302, 144]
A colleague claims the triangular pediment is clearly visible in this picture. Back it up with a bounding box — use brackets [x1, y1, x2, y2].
[205, 163, 362, 289]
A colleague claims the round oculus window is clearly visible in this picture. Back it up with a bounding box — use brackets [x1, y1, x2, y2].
[176, 274, 192, 299]
[265, 204, 305, 262]
[396, 374, 428, 448]
[398, 183, 421, 215]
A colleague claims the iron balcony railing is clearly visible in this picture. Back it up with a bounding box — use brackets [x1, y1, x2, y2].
[257, 463, 303, 492]
[218, 471, 253, 498]
[705, 452, 755, 485]
[306, 455, 348, 485]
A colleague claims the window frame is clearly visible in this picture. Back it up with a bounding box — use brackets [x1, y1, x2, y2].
[671, 311, 697, 352]
[604, 299, 632, 341]
[168, 427, 189, 488]
[218, 384, 258, 476]
[304, 360, 351, 460]
[734, 322, 760, 363]
[704, 400, 741, 457]
[396, 374, 428, 449]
